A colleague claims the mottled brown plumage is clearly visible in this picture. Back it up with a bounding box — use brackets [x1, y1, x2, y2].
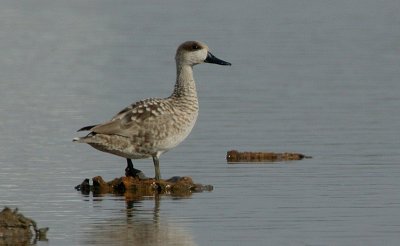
[73, 41, 231, 180]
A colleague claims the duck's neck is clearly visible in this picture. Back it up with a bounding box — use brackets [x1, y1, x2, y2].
[171, 64, 198, 99]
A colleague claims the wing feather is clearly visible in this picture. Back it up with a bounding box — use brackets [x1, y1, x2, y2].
[90, 98, 174, 137]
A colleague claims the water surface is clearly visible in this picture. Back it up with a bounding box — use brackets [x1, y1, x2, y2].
[1, 0, 399, 245]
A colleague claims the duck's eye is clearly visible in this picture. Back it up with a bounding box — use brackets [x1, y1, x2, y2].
[192, 44, 200, 50]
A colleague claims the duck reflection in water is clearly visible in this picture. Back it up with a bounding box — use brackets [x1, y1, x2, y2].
[81, 194, 197, 246]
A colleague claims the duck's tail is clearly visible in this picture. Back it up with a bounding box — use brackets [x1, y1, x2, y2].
[73, 124, 98, 142]
[72, 137, 84, 143]
[72, 133, 97, 143]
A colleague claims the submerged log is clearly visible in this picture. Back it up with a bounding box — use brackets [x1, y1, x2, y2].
[227, 150, 311, 163]
[75, 176, 213, 197]
[0, 207, 48, 245]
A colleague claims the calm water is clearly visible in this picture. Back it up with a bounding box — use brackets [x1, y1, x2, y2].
[1, 0, 400, 245]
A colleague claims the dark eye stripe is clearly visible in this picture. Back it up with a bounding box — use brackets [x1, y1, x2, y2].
[180, 41, 204, 52]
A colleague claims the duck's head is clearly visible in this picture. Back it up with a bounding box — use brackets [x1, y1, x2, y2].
[175, 41, 231, 67]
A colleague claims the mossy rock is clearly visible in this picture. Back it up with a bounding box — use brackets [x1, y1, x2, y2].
[75, 176, 213, 198]
[0, 207, 48, 245]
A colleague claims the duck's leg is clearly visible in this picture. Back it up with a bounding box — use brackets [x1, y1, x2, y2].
[152, 156, 161, 181]
[125, 159, 147, 179]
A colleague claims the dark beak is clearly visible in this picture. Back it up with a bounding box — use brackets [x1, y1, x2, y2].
[204, 52, 231, 66]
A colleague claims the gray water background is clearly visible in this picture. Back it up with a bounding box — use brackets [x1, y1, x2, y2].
[1, 0, 400, 245]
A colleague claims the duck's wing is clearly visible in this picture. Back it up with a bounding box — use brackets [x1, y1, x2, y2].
[89, 98, 174, 137]
[77, 124, 98, 132]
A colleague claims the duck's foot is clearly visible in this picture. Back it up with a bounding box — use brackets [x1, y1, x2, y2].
[125, 166, 148, 180]
[125, 158, 148, 179]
